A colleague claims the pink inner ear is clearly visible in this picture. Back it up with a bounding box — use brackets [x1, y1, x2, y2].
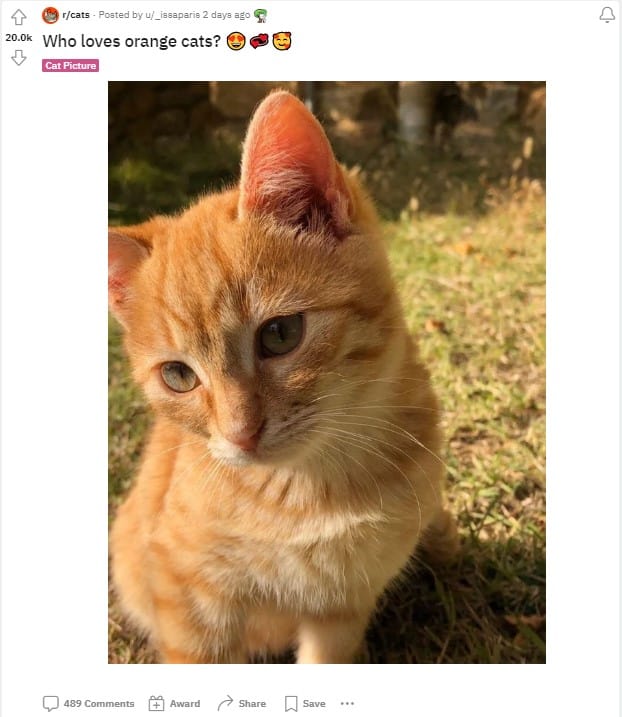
[239, 92, 352, 237]
[108, 231, 149, 322]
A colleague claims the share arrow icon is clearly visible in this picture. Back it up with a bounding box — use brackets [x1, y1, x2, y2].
[217, 695, 233, 711]
[11, 9, 27, 25]
[11, 49, 27, 66]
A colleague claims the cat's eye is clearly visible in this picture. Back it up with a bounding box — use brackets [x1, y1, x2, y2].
[258, 314, 304, 358]
[160, 362, 199, 392]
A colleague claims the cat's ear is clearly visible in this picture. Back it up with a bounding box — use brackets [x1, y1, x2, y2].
[238, 91, 352, 239]
[108, 227, 151, 326]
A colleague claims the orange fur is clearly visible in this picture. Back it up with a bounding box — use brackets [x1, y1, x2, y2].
[109, 91, 457, 664]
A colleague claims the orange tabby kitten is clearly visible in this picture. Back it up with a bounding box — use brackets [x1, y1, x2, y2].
[109, 91, 458, 664]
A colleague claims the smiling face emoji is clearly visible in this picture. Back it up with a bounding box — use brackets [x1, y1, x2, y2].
[272, 32, 291, 51]
[227, 32, 246, 50]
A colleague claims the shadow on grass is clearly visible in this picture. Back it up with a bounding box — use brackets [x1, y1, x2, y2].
[366, 534, 545, 664]
[109, 534, 545, 665]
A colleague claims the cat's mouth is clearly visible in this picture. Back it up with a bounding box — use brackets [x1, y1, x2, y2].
[208, 422, 315, 468]
[208, 429, 265, 467]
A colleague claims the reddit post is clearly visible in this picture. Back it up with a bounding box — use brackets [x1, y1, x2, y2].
[0, 2, 619, 716]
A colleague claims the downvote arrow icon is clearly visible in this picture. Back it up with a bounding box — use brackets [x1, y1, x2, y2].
[11, 9, 27, 25]
[11, 49, 27, 66]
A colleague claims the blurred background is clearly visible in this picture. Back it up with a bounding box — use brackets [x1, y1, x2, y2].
[109, 81, 545, 221]
[109, 82, 546, 664]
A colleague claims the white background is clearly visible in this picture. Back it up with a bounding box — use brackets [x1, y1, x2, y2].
[1, 2, 620, 716]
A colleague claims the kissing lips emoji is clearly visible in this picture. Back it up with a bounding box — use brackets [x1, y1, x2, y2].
[250, 33, 269, 48]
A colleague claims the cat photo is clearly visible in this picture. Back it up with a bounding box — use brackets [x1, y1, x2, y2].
[109, 82, 546, 664]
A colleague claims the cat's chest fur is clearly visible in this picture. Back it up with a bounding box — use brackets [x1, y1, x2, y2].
[151, 451, 416, 613]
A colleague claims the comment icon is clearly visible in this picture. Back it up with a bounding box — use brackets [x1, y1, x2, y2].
[43, 696, 59, 712]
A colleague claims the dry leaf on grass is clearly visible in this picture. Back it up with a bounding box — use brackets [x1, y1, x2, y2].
[505, 615, 546, 650]
[451, 240, 476, 256]
[504, 615, 545, 630]
[425, 318, 449, 334]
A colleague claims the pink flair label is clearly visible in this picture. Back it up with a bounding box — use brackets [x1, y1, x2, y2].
[42, 59, 99, 72]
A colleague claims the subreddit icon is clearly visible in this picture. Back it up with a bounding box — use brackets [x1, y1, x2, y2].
[42, 6, 59, 23]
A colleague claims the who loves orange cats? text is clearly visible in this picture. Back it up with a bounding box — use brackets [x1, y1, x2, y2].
[108, 91, 458, 664]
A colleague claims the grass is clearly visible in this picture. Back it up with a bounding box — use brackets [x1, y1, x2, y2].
[367, 183, 545, 663]
[108, 120, 545, 664]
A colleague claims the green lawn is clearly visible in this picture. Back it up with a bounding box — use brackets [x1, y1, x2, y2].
[109, 130, 546, 664]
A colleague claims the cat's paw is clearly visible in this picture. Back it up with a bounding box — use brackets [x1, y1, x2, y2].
[421, 508, 460, 564]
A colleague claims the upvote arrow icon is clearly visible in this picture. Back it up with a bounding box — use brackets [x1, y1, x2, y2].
[11, 9, 27, 25]
[11, 49, 27, 66]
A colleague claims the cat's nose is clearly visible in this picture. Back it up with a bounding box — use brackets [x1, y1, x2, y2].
[224, 420, 265, 452]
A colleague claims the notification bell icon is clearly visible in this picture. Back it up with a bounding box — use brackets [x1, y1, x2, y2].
[599, 7, 615, 22]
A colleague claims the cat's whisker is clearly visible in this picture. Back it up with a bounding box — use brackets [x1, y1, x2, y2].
[307, 428, 385, 510]
[315, 419, 442, 510]
[317, 421, 426, 474]
[309, 387, 443, 410]
[325, 370, 432, 384]
[297, 408, 444, 512]
[322, 415, 455, 519]
[207, 456, 234, 510]
[312, 410, 456, 478]
[307, 376, 446, 413]
[170, 449, 212, 488]
[199, 455, 226, 493]
[308, 391, 352, 405]
[199, 461, 218, 495]
[144, 438, 208, 460]
[310, 429, 424, 546]
[314, 403, 442, 413]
